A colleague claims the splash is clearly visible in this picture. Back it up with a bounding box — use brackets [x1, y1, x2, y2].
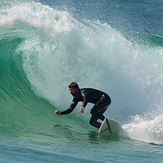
[123, 108, 163, 144]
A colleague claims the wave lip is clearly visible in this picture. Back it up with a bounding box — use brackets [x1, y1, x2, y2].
[0, 1, 74, 35]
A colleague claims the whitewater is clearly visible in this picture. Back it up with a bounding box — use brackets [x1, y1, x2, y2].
[0, 0, 163, 162]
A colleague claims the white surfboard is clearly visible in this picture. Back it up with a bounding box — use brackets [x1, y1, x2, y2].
[99, 118, 122, 136]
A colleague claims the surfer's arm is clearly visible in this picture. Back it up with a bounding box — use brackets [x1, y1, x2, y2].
[60, 108, 73, 115]
[55, 108, 73, 115]
[82, 93, 88, 108]
[60, 98, 78, 115]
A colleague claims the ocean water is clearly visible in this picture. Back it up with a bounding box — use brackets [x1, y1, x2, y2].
[0, 0, 163, 162]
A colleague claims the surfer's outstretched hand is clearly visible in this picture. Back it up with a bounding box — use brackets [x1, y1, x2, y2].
[55, 110, 61, 115]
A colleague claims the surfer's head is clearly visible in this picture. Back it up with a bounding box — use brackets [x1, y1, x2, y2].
[69, 82, 79, 96]
[141, 28, 149, 33]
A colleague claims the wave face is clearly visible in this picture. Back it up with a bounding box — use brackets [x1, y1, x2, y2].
[0, 0, 162, 144]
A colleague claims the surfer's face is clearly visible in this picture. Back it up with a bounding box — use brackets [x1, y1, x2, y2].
[69, 88, 78, 96]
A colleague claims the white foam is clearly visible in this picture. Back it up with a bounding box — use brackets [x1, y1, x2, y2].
[123, 110, 163, 144]
[0, 1, 74, 35]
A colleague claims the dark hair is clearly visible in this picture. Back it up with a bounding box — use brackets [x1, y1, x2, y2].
[68, 82, 79, 89]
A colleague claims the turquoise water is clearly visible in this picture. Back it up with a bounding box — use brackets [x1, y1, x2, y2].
[0, 0, 163, 162]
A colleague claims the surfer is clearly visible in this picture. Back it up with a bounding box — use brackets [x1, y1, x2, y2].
[141, 28, 149, 33]
[55, 82, 111, 128]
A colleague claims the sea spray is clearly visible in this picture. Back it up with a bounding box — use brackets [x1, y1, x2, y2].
[123, 108, 163, 144]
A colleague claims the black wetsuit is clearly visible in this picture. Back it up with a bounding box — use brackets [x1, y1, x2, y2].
[61, 88, 111, 128]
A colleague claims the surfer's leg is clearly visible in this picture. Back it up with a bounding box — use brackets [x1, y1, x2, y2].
[99, 105, 109, 114]
[89, 115, 101, 128]
[90, 95, 111, 121]
[89, 105, 108, 128]
[90, 106, 105, 121]
[89, 105, 110, 128]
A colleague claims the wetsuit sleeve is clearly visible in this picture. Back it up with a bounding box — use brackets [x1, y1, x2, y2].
[82, 93, 88, 108]
[61, 98, 78, 115]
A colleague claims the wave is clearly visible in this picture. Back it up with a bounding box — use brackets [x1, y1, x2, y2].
[0, 0, 162, 144]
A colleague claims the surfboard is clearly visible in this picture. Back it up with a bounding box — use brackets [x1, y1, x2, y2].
[99, 118, 122, 136]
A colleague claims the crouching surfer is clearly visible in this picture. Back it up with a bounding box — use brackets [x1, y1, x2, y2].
[55, 82, 111, 128]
